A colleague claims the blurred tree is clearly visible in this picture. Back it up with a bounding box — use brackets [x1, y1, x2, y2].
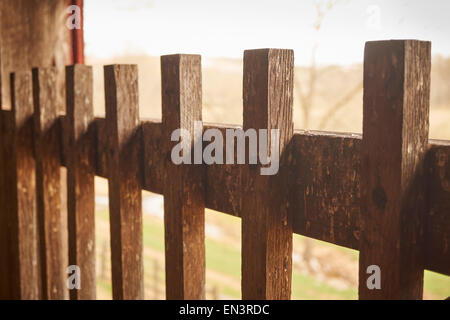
[296, 0, 362, 131]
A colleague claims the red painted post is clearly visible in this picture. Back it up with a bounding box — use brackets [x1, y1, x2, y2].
[68, 0, 85, 64]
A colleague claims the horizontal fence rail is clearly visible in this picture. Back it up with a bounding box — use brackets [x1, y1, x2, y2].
[0, 40, 448, 300]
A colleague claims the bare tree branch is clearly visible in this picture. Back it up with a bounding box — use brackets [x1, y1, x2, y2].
[296, 0, 341, 128]
[318, 80, 363, 130]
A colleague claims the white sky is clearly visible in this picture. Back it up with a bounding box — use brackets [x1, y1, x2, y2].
[84, 0, 450, 65]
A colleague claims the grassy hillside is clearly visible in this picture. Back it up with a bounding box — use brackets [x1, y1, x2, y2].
[94, 195, 450, 300]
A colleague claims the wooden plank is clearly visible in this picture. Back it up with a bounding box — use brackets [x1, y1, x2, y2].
[0, 58, 7, 296]
[204, 124, 242, 216]
[359, 40, 431, 299]
[161, 54, 206, 299]
[291, 131, 361, 250]
[55, 114, 450, 276]
[94, 117, 108, 179]
[142, 121, 164, 195]
[32, 67, 66, 299]
[1, 113, 449, 282]
[66, 65, 96, 299]
[104, 64, 143, 300]
[0, 37, 2, 107]
[0, 71, 40, 299]
[425, 140, 450, 276]
[241, 49, 294, 299]
[0, 104, 7, 298]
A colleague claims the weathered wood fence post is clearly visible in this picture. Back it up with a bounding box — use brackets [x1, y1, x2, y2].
[359, 40, 431, 299]
[0, 71, 40, 299]
[33, 67, 66, 299]
[66, 65, 96, 299]
[241, 49, 294, 299]
[105, 64, 144, 299]
[161, 54, 206, 300]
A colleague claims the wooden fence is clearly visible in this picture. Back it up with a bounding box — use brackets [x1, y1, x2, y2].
[97, 239, 219, 300]
[0, 40, 448, 300]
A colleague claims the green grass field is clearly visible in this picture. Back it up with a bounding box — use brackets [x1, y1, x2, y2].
[95, 206, 449, 300]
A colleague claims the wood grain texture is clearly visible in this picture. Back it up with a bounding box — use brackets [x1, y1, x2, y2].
[0, 0, 69, 111]
[359, 40, 431, 299]
[142, 120, 164, 195]
[291, 131, 361, 250]
[425, 140, 450, 276]
[32, 67, 66, 299]
[0, 103, 7, 297]
[55, 114, 450, 276]
[93, 117, 108, 179]
[204, 124, 243, 216]
[0, 33, 2, 107]
[161, 54, 206, 299]
[104, 64, 143, 300]
[41, 110, 450, 278]
[241, 49, 294, 300]
[0, 109, 8, 298]
[66, 65, 96, 300]
[0, 71, 40, 299]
